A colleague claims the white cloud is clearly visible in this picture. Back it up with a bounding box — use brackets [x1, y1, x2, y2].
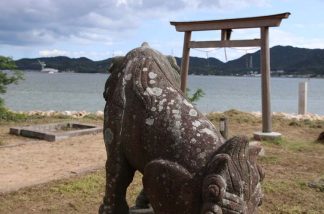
[271, 29, 324, 49]
[38, 49, 113, 59]
[0, 0, 271, 47]
[38, 49, 69, 57]
[4, 0, 323, 61]
[196, 0, 270, 9]
[112, 50, 125, 57]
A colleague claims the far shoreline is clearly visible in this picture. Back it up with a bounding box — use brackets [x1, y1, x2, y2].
[20, 70, 324, 79]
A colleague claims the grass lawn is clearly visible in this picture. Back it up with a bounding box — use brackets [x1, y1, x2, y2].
[0, 109, 323, 214]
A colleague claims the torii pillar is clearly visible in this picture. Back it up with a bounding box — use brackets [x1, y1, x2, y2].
[170, 13, 290, 140]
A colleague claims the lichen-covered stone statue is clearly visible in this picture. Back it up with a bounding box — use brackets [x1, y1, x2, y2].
[99, 43, 264, 214]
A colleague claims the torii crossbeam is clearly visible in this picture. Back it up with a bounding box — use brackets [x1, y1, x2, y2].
[170, 12, 290, 137]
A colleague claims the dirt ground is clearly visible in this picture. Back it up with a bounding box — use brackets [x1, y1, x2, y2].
[0, 124, 106, 193]
[0, 111, 323, 213]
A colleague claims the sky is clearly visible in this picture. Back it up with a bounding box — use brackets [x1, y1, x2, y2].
[1, 0, 324, 62]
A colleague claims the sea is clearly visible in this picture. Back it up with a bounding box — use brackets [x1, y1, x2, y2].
[3, 71, 324, 115]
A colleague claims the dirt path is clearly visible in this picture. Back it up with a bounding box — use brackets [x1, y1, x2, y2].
[0, 133, 106, 193]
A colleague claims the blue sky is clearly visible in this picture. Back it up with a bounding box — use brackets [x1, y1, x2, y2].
[1, 0, 324, 61]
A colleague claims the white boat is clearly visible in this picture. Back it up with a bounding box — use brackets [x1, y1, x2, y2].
[42, 68, 59, 74]
[38, 60, 59, 74]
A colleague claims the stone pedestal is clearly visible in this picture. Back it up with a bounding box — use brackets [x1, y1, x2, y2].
[129, 207, 154, 214]
[253, 131, 281, 141]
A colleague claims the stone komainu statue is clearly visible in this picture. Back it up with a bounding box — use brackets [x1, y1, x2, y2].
[99, 43, 264, 214]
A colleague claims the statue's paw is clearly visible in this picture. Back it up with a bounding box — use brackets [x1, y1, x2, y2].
[202, 174, 226, 203]
[202, 174, 244, 213]
[220, 192, 245, 214]
[201, 202, 222, 214]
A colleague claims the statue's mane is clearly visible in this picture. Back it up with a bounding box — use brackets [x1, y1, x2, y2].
[104, 45, 182, 110]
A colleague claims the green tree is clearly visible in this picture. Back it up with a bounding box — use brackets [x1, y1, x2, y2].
[186, 88, 205, 104]
[0, 56, 23, 107]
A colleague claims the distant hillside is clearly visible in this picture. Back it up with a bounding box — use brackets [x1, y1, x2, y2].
[15, 57, 111, 73]
[225, 46, 324, 76]
[175, 57, 225, 75]
[15, 46, 324, 77]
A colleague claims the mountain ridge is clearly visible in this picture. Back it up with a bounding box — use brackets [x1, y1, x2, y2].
[15, 45, 324, 77]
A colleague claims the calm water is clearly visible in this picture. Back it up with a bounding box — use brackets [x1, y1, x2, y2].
[3, 72, 324, 115]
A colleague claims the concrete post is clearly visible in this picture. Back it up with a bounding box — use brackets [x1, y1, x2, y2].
[298, 81, 308, 115]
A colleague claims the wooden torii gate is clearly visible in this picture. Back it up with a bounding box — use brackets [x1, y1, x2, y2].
[170, 12, 290, 136]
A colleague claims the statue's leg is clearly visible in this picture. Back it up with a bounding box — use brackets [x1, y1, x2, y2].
[134, 189, 150, 208]
[99, 153, 135, 214]
[143, 160, 196, 214]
